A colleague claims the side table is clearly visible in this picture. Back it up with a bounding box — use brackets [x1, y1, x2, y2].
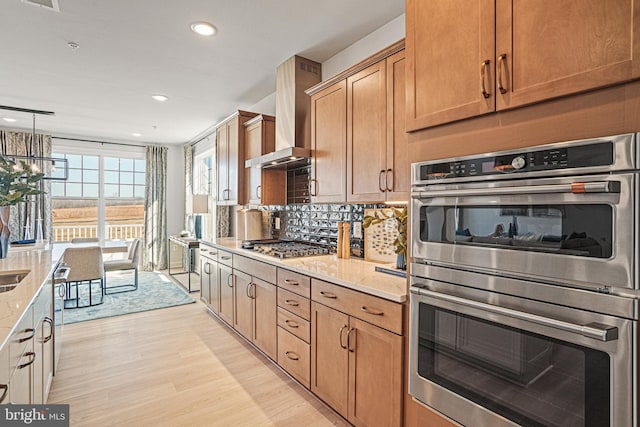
[167, 235, 200, 293]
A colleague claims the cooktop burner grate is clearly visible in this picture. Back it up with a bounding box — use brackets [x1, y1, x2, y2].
[241, 239, 330, 259]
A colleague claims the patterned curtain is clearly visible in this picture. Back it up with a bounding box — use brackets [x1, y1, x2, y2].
[184, 144, 193, 231]
[0, 130, 52, 242]
[143, 145, 168, 271]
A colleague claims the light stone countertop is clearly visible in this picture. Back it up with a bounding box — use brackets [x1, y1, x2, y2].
[206, 238, 407, 303]
[0, 244, 63, 351]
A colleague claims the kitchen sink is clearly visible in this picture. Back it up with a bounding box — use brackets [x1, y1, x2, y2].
[0, 270, 30, 293]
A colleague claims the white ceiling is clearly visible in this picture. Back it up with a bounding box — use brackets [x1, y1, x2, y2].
[0, 0, 404, 145]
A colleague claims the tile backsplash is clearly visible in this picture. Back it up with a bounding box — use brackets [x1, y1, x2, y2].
[262, 203, 387, 258]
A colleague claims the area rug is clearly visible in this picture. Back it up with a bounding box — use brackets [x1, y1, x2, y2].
[64, 271, 195, 324]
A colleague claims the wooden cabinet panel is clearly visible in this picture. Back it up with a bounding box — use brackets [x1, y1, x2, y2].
[226, 118, 240, 203]
[311, 279, 403, 335]
[201, 246, 220, 314]
[216, 123, 229, 202]
[234, 270, 253, 340]
[496, 0, 640, 110]
[347, 61, 387, 202]
[218, 264, 234, 325]
[277, 327, 311, 389]
[217, 249, 233, 267]
[347, 318, 403, 427]
[385, 50, 410, 201]
[310, 80, 347, 202]
[233, 255, 276, 284]
[253, 278, 277, 361]
[277, 268, 311, 298]
[311, 302, 349, 417]
[405, 0, 495, 131]
[278, 288, 310, 321]
[199, 256, 211, 305]
[277, 307, 310, 343]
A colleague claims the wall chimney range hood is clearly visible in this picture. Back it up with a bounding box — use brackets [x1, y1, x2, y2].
[245, 55, 321, 169]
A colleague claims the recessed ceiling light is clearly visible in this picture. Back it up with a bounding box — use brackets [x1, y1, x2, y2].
[3, 118, 17, 122]
[190, 21, 216, 36]
[132, 133, 142, 137]
[151, 94, 168, 102]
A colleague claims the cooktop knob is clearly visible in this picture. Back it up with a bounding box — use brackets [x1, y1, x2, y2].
[511, 156, 526, 170]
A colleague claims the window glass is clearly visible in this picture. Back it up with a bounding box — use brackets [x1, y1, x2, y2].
[104, 171, 119, 184]
[83, 184, 99, 198]
[51, 182, 65, 197]
[83, 156, 99, 169]
[104, 157, 119, 170]
[120, 172, 134, 184]
[66, 154, 82, 169]
[66, 183, 82, 197]
[134, 159, 145, 172]
[134, 185, 145, 198]
[120, 158, 134, 171]
[104, 184, 119, 197]
[68, 169, 82, 182]
[83, 169, 99, 183]
[134, 172, 145, 185]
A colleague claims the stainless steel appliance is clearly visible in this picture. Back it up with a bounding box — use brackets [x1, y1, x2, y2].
[241, 239, 330, 259]
[409, 133, 639, 427]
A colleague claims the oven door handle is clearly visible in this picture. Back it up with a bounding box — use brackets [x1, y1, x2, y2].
[413, 288, 619, 342]
[412, 181, 620, 198]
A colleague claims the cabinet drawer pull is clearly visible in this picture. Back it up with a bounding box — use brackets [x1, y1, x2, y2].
[497, 53, 508, 94]
[339, 325, 348, 349]
[0, 384, 7, 404]
[284, 299, 299, 307]
[320, 291, 337, 299]
[17, 351, 36, 369]
[18, 328, 36, 343]
[285, 351, 299, 361]
[284, 319, 299, 329]
[43, 317, 53, 343]
[201, 248, 208, 252]
[220, 256, 232, 260]
[283, 279, 299, 286]
[480, 59, 491, 99]
[361, 306, 384, 316]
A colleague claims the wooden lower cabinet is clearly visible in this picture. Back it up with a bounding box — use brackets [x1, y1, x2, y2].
[234, 270, 253, 340]
[218, 264, 234, 325]
[277, 327, 311, 389]
[253, 278, 277, 360]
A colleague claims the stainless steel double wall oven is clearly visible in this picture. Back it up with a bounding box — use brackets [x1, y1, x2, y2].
[409, 133, 639, 427]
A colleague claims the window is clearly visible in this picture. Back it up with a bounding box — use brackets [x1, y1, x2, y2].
[193, 148, 213, 195]
[51, 149, 146, 242]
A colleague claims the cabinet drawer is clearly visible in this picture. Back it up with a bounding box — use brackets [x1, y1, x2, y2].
[234, 255, 276, 284]
[277, 288, 310, 321]
[311, 279, 403, 335]
[277, 327, 310, 389]
[277, 268, 311, 298]
[199, 244, 218, 261]
[217, 249, 233, 267]
[277, 307, 310, 343]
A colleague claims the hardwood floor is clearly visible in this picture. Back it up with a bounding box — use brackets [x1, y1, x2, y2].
[48, 300, 349, 426]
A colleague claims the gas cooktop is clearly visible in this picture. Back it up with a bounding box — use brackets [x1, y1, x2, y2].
[241, 239, 330, 259]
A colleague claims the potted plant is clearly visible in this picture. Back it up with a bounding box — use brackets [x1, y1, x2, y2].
[0, 156, 45, 258]
[363, 207, 407, 270]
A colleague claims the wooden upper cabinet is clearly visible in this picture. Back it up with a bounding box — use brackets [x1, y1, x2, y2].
[216, 111, 257, 205]
[496, 0, 640, 110]
[310, 80, 347, 203]
[405, 0, 495, 131]
[385, 50, 409, 201]
[244, 115, 286, 206]
[347, 61, 387, 202]
[406, 0, 640, 131]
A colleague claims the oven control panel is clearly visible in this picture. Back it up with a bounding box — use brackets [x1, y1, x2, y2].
[418, 141, 613, 181]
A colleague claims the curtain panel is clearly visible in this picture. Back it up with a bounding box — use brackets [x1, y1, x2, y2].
[0, 130, 52, 241]
[184, 144, 193, 231]
[143, 145, 168, 271]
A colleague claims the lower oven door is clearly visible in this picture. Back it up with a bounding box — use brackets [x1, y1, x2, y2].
[408, 280, 636, 427]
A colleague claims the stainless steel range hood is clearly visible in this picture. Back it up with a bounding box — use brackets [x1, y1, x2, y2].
[245, 55, 321, 169]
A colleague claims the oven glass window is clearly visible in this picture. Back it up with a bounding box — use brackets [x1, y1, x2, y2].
[419, 204, 613, 258]
[417, 303, 610, 427]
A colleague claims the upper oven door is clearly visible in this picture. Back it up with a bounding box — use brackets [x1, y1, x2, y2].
[411, 172, 636, 291]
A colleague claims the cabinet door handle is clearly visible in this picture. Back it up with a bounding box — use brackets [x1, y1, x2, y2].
[285, 351, 299, 361]
[246, 282, 252, 298]
[204, 262, 210, 275]
[347, 328, 356, 353]
[256, 185, 262, 199]
[497, 53, 508, 94]
[43, 317, 54, 343]
[223, 189, 230, 200]
[339, 325, 348, 349]
[227, 273, 234, 288]
[284, 299, 299, 307]
[361, 306, 384, 316]
[320, 291, 337, 299]
[284, 319, 299, 329]
[283, 279, 299, 286]
[18, 328, 35, 343]
[378, 170, 386, 192]
[480, 59, 491, 99]
[0, 384, 7, 404]
[386, 169, 393, 192]
[17, 352, 36, 369]
[309, 179, 318, 197]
